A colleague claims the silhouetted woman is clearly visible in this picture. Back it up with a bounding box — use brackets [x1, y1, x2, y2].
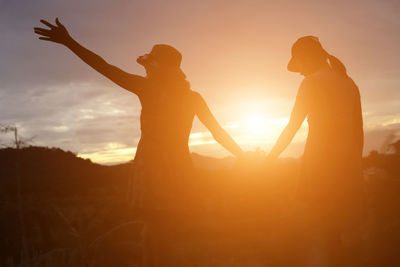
[34, 18, 244, 266]
[268, 36, 365, 266]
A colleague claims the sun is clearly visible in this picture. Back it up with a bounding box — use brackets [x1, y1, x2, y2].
[243, 113, 268, 133]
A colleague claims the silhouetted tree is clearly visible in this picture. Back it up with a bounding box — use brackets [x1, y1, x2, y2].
[0, 124, 35, 149]
[389, 140, 400, 155]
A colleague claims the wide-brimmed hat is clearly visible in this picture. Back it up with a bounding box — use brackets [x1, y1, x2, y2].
[150, 44, 182, 68]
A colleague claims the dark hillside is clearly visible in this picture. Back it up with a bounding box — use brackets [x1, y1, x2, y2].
[0, 146, 130, 198]
[0, 146, 399, 266]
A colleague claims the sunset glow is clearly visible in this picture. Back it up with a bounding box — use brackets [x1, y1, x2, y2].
[76, 115, 299, 165]
[243, 114, 267, 133]
[1, 0, 399, 165]
[2, 2, 400, 266]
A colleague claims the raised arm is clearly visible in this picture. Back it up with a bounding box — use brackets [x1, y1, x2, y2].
[267, 83, 308, 160]
[194, 93, 244, 158]
[34, 18, 145, 95]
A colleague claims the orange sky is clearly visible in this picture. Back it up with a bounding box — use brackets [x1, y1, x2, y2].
[1, 0, 399, 164]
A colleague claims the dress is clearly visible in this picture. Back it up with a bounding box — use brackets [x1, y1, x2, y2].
[127, 82, 198, 213]
[295, 69, 365, 229]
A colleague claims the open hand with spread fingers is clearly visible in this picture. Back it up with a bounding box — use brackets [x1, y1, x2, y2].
[34, 18, 71, 45]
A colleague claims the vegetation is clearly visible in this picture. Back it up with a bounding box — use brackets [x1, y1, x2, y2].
[0, 146, 399, 266]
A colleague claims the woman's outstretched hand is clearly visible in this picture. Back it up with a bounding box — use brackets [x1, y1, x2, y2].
[34, 18, 72, 45]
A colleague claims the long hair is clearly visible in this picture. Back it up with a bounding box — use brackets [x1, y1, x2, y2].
[314, 37, 348, 77]
[327, 54, 348, 77]
[149, 66, 191, 94]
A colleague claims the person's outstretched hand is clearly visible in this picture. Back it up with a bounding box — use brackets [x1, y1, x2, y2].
[34, 18, 72, 45]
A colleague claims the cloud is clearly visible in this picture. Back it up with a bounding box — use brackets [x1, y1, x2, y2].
[0, 81, 142, 155]
[1, 0, 400, 164]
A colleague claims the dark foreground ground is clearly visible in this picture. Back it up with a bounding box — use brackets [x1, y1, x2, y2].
[0, 146, 399, 266]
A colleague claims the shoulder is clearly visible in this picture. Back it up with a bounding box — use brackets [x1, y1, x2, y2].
[189, 90, 204, 102]
[190, 90, 201, 97]
[299, 76, 313, 89]
[126, 74, 148, 90]
[297, 76, 314, 98]
[302, 69, 331, 85]
[346, 76, 361, 98]
[188, 91, 208, 111]
[138, 77, 151, 89]
[298, 69, 335, 94]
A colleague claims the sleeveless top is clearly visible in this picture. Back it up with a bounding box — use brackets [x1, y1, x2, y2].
[128, 80, 198, 211]
[295, 69, 364, 204]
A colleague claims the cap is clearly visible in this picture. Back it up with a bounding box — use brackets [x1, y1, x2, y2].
[287, 36, 327, 72]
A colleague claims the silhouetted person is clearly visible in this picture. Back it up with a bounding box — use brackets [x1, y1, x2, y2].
[34, 18, 244, 266]
[267, 36, 365, 266]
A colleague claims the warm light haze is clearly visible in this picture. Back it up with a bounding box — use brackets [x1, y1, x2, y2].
[1, 0, 399, 164]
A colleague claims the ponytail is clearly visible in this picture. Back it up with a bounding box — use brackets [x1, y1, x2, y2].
[327, 54, 348, 76]
[291, 36, 350, 77]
